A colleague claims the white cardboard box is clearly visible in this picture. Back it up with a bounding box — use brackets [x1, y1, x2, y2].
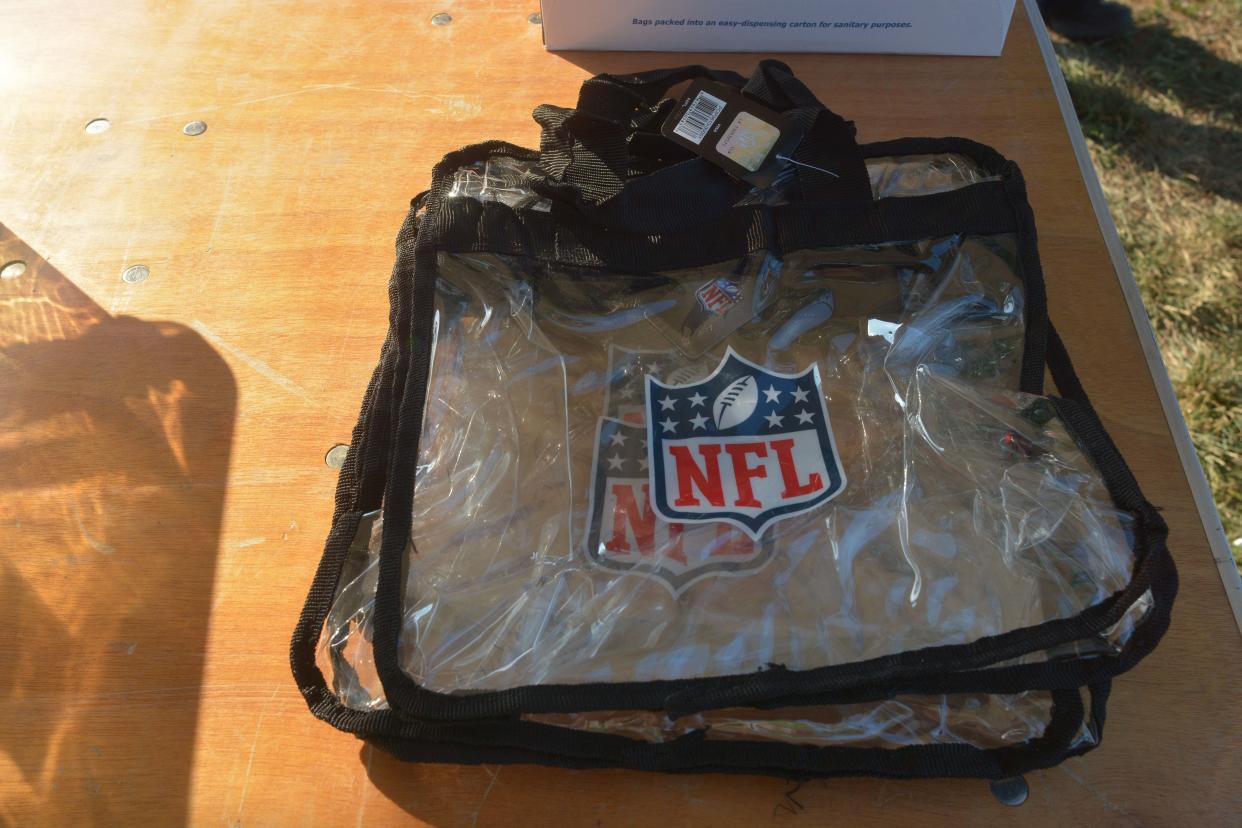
[540, 0, 1017, 56]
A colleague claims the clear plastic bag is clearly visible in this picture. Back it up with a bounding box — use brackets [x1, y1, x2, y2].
[292, 62, 1175, 779]
[389, 254, 1130, 692]
[319, 156, 1139, 719]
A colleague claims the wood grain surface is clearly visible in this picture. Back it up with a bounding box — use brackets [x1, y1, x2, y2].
[1, 2, 1238, 825]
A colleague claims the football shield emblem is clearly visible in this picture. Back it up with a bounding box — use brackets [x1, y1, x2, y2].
[586, 417, 774, 594]
[585, 347, 778, 594]
[694, 278, 741, 317]
[645, 348, 846, 538]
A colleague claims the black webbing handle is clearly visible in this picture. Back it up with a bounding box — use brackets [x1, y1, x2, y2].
[532, 66, 746, 204]
[530, 61, 873, 235]
[741, 60, 871, 204]
[1045, 322, 1090, 405]
[576, 66, 749, 127]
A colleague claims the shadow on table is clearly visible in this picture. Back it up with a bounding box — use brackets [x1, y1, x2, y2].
[362, 745, 515, 823]
[0, 225, 235, 824]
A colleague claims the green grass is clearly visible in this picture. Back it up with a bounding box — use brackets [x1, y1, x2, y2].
[1053, 0, 1242, 566]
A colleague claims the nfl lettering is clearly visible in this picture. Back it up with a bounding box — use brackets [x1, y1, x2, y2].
[645, 348, 846, 538]
[586, 347, 843, 592]
[694, 277, 741, 316]
[586, 417, 773, 594]
[586, 348, 775, 594]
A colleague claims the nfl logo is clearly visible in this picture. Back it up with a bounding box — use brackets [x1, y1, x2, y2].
[644, 348, 846, 539]
[695, 278, 741, 317]
[585, 417, 773, 594]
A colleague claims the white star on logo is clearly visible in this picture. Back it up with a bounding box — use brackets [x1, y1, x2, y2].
[763, 385, 782, 403]
[659, 396, 676, 411]
[609, 431, 628, 447]
[764, 411, 784, 428]
[687, 392, 707, 408]
[620, 385, 637, 400]
[795, 409, 815, 425]
[606, 454, 625, 470]
[791, 387, 811, 403]
[638, 456, 648, 471]
[689, 413, 708, 430]
[660, 417, 678, 433]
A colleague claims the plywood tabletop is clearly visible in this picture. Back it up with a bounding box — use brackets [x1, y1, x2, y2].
[1, 1, 1238, 825]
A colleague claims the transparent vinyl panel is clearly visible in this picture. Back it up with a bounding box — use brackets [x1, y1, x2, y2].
[321, 233, 1136, 705]
[523, 692, 1053, 751]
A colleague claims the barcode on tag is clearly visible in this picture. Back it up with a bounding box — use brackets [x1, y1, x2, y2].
[672, 90, 727, 145]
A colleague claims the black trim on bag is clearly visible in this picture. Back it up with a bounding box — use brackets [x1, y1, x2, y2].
[325, 687, 1096, 781]
[418, 142, 1048, 394]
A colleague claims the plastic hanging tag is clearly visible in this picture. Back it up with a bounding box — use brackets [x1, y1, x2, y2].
[660, 80, 804, 187]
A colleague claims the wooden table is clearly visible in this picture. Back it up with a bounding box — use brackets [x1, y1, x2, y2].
[3, 1, 1239, 824]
